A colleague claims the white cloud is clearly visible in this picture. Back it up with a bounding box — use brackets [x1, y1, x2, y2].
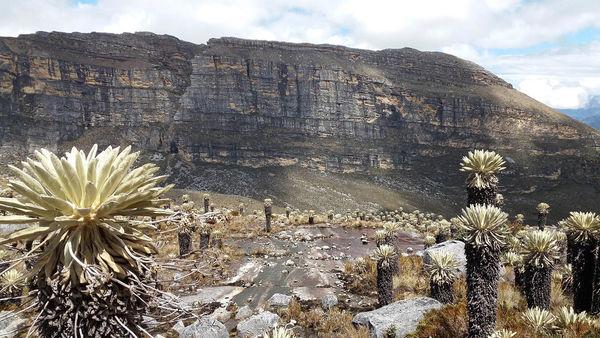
[0, 0, 599, 108]
[482, 42, 600, 108]
[441, 44, 484, 63]
[517, 77, 588, 109]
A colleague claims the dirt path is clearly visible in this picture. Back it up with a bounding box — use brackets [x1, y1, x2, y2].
[218, 225, 423, 308]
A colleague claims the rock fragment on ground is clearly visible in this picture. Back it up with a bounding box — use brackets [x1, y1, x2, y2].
[321, 293, 338, 310]
[236, 311, 280, 337]
[179, 316, 229, 338]
[267, 293, 292, 308]
[352, 297, 442, 337]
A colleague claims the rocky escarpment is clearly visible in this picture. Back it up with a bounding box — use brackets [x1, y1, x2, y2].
[0, 32, 599, 218]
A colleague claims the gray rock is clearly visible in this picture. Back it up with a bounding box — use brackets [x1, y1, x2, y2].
[210, 306, 232, 323]
[179, 286, 245, 308]
[179, 316, 228, 338]
[0, 311, 26, 336]
[321, 293, 338, 310]
[0, 32, 594, 222]
[172, 321, 185, 334]
[236, 311, 280, 337]
[352, 297, 442, 338]
[423, 240, 466, 272]
[267, 293, 292, 308]
[236, 305, 254, 321]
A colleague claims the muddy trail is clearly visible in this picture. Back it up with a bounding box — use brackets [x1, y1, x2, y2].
[179, 225, 423, 312]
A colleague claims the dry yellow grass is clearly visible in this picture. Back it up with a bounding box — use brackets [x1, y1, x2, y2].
[278, 300, 370, 337]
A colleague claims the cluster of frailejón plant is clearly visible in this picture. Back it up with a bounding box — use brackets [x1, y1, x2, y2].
[488, 329, 516, 338]
[554, 306, 592, 335]
[425, 251, 460, 304]
[262, 326, 296, 338]
[562, 212, 600, 242]
[561, 212, 600, 313]
[372, 244, 396, 268]
[459, 150, 506, 189]
[372, 244, 396, 306]
[522, 307, 555, 336]
[1, 269, 23, 294]
[520, 230, 561, 268]
[426, 251, 460, 285]
[458, 203, 508, 338]
[0, 145, 173, 337]
[520, 230, 561, 309]
[0, 145, 173, 284]
[458, 204, 508, 251]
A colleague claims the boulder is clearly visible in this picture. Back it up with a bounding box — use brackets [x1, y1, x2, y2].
[236, 311, 279, 337]
[267, 293, 292, 308]
[352, 297, 442, 337]
[179, 316, 229, 338]
[422, 240, 466, 272]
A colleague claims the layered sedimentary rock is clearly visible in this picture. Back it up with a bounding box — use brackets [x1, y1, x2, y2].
[0, 32, 598, 216]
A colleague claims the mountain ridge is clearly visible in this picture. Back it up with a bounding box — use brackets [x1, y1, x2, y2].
[0, 31, 598, 220]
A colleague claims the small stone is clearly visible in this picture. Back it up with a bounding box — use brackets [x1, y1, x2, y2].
[174, 272, 184, 281]
[210, 307, 232, 323]
[172, 321, 185, 334]
[321, 294, 338, 310]
[179, 316, 228, 338]
[268, 293, 292, 308]
[236, 305, 253, 321]
[285, 259, 295, 266]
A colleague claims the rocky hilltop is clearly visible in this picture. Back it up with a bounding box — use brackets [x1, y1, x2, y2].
[0, 32, 599, 219]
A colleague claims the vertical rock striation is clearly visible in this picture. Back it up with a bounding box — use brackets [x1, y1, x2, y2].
[0, 32, 599, 215]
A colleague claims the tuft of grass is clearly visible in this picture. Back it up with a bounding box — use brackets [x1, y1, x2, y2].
[394, 255, 429, 300]
[279, 301, 370, 337]
[407, 302, 468, 338]
[498, 281, 525, 311]
[341, 257, 377, 296]
[550, 279, 570, 312]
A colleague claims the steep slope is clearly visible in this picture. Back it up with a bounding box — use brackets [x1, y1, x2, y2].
[0, 32, 598, 220]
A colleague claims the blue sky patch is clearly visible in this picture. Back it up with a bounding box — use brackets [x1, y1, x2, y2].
[74, 0, 98, 5]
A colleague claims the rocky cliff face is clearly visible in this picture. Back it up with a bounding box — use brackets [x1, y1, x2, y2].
[0, 32, 599, 217]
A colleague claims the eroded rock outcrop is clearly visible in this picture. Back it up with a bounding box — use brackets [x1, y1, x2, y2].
[0, 32, 598, 216]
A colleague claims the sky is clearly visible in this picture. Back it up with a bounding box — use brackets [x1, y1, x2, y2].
[1, 0, 599, 109]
